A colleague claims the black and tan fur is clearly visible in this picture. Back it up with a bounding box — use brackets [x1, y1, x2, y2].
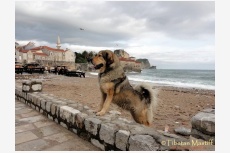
[91, 50, 157, 126]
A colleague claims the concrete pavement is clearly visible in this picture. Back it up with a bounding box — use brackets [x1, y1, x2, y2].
[15, 98, 101, 151]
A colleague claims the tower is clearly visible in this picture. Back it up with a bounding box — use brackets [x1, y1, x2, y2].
[56, 35, 61, 49]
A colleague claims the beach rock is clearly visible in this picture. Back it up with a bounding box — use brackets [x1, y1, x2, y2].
[201, 108, 215, 114]
[191, 128, 215, 143]
[188, 136, 215, 151]
[191, 109, 215, 135]
[191, 108, 215, 143]
[174, 105, 180, 109]
[174, 127, 191, 136]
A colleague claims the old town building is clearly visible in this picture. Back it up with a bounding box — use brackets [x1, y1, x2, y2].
[15, 36, 75, 67]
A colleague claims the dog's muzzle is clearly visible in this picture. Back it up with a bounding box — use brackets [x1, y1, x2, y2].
[94, 63, 104, 69]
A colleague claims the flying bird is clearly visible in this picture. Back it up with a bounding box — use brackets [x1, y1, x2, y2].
[80, 28, 84, 30]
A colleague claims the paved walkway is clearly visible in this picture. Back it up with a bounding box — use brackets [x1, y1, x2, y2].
[15, 99, 101, 151]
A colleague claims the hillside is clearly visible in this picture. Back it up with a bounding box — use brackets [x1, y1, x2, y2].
[136, 58, 151, 69]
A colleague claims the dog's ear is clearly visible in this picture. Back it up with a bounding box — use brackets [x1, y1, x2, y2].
[102, 51, 114, 65]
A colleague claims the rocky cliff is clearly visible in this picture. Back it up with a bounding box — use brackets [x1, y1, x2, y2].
[136, 58, 151, 69]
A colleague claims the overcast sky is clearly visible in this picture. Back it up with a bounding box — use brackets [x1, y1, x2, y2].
[15, 1, 215, 70]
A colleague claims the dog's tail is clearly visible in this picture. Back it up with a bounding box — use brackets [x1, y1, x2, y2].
[134, 83, 158, 125]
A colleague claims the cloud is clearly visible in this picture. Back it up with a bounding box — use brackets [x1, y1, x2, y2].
[15, 1, 215, 69]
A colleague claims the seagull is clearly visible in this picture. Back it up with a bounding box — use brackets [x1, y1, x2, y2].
[80, 28, 84, 30]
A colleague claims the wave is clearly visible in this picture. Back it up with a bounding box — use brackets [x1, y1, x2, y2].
[128, 77, 215, 90]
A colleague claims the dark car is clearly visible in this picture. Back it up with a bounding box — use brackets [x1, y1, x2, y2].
[54, 66, 68, 75]
[15, 62, 24, 74]
[23, 62, 45, 74]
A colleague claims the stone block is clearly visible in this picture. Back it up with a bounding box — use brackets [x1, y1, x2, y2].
[76, 113, 88, 129]
[59, 106, 80, 124]
[45, 101, 52, 112]
[51, 103, 57, 116]
[129, 135, 159, 151]
[60, 122, 68, 129]
[31, 96, 38, 105]
[115, 130, 130, 150]
[91, 138, 104, 150]
[40, 100, 46, 110]
[22, 85, 30, 92]
[99, 123, 118, 145]
[84, 117, 102, 136]
[22, 80, 42, 93]
[48, 114, 53, 120]
[31, 84, 42, 91]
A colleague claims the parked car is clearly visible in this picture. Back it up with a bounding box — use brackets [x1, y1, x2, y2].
[65, 70, 85, 78]
[23, 62, 45, 74]
[54, 65, 69, 75]
[15, 62, 24, 74]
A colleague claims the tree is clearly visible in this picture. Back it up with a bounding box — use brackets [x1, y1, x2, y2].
[88, 51, 96, 58]
[82, 50, 89, 59]
[75, 52, 87, 63]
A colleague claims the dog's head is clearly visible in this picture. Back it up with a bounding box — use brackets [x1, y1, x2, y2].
[91, 50, 120, 73]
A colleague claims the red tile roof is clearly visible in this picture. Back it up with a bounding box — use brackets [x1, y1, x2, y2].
[119, 57, 141, 64]
[19, 49, 29, 53]
[31, 46, 65, 52]
[119, 57, 136, 62]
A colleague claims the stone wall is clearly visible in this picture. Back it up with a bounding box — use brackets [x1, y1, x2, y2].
[15, 74, 50, 80]
[35, 60, 76, 70]
[75, 63, 89, 71]
[15, 83, 215, 151]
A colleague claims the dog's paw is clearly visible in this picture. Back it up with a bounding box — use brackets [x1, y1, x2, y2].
[96, 111, 105, 116]
[93, 109, 101, 114]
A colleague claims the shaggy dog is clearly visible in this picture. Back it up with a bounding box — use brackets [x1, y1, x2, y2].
[90, 50, 157, 126]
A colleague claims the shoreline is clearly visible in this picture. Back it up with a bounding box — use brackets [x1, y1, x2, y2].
[86, 72, 215, 96]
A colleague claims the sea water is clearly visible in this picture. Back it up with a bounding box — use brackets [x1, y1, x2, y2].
[126, 69, 215, 90]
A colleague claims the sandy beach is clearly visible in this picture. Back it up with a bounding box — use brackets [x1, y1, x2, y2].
[34, 72, 214, 134]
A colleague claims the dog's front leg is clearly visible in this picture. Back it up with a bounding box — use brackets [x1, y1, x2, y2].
[95, 92, 106, 113]
[96, 84, 114, 116]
